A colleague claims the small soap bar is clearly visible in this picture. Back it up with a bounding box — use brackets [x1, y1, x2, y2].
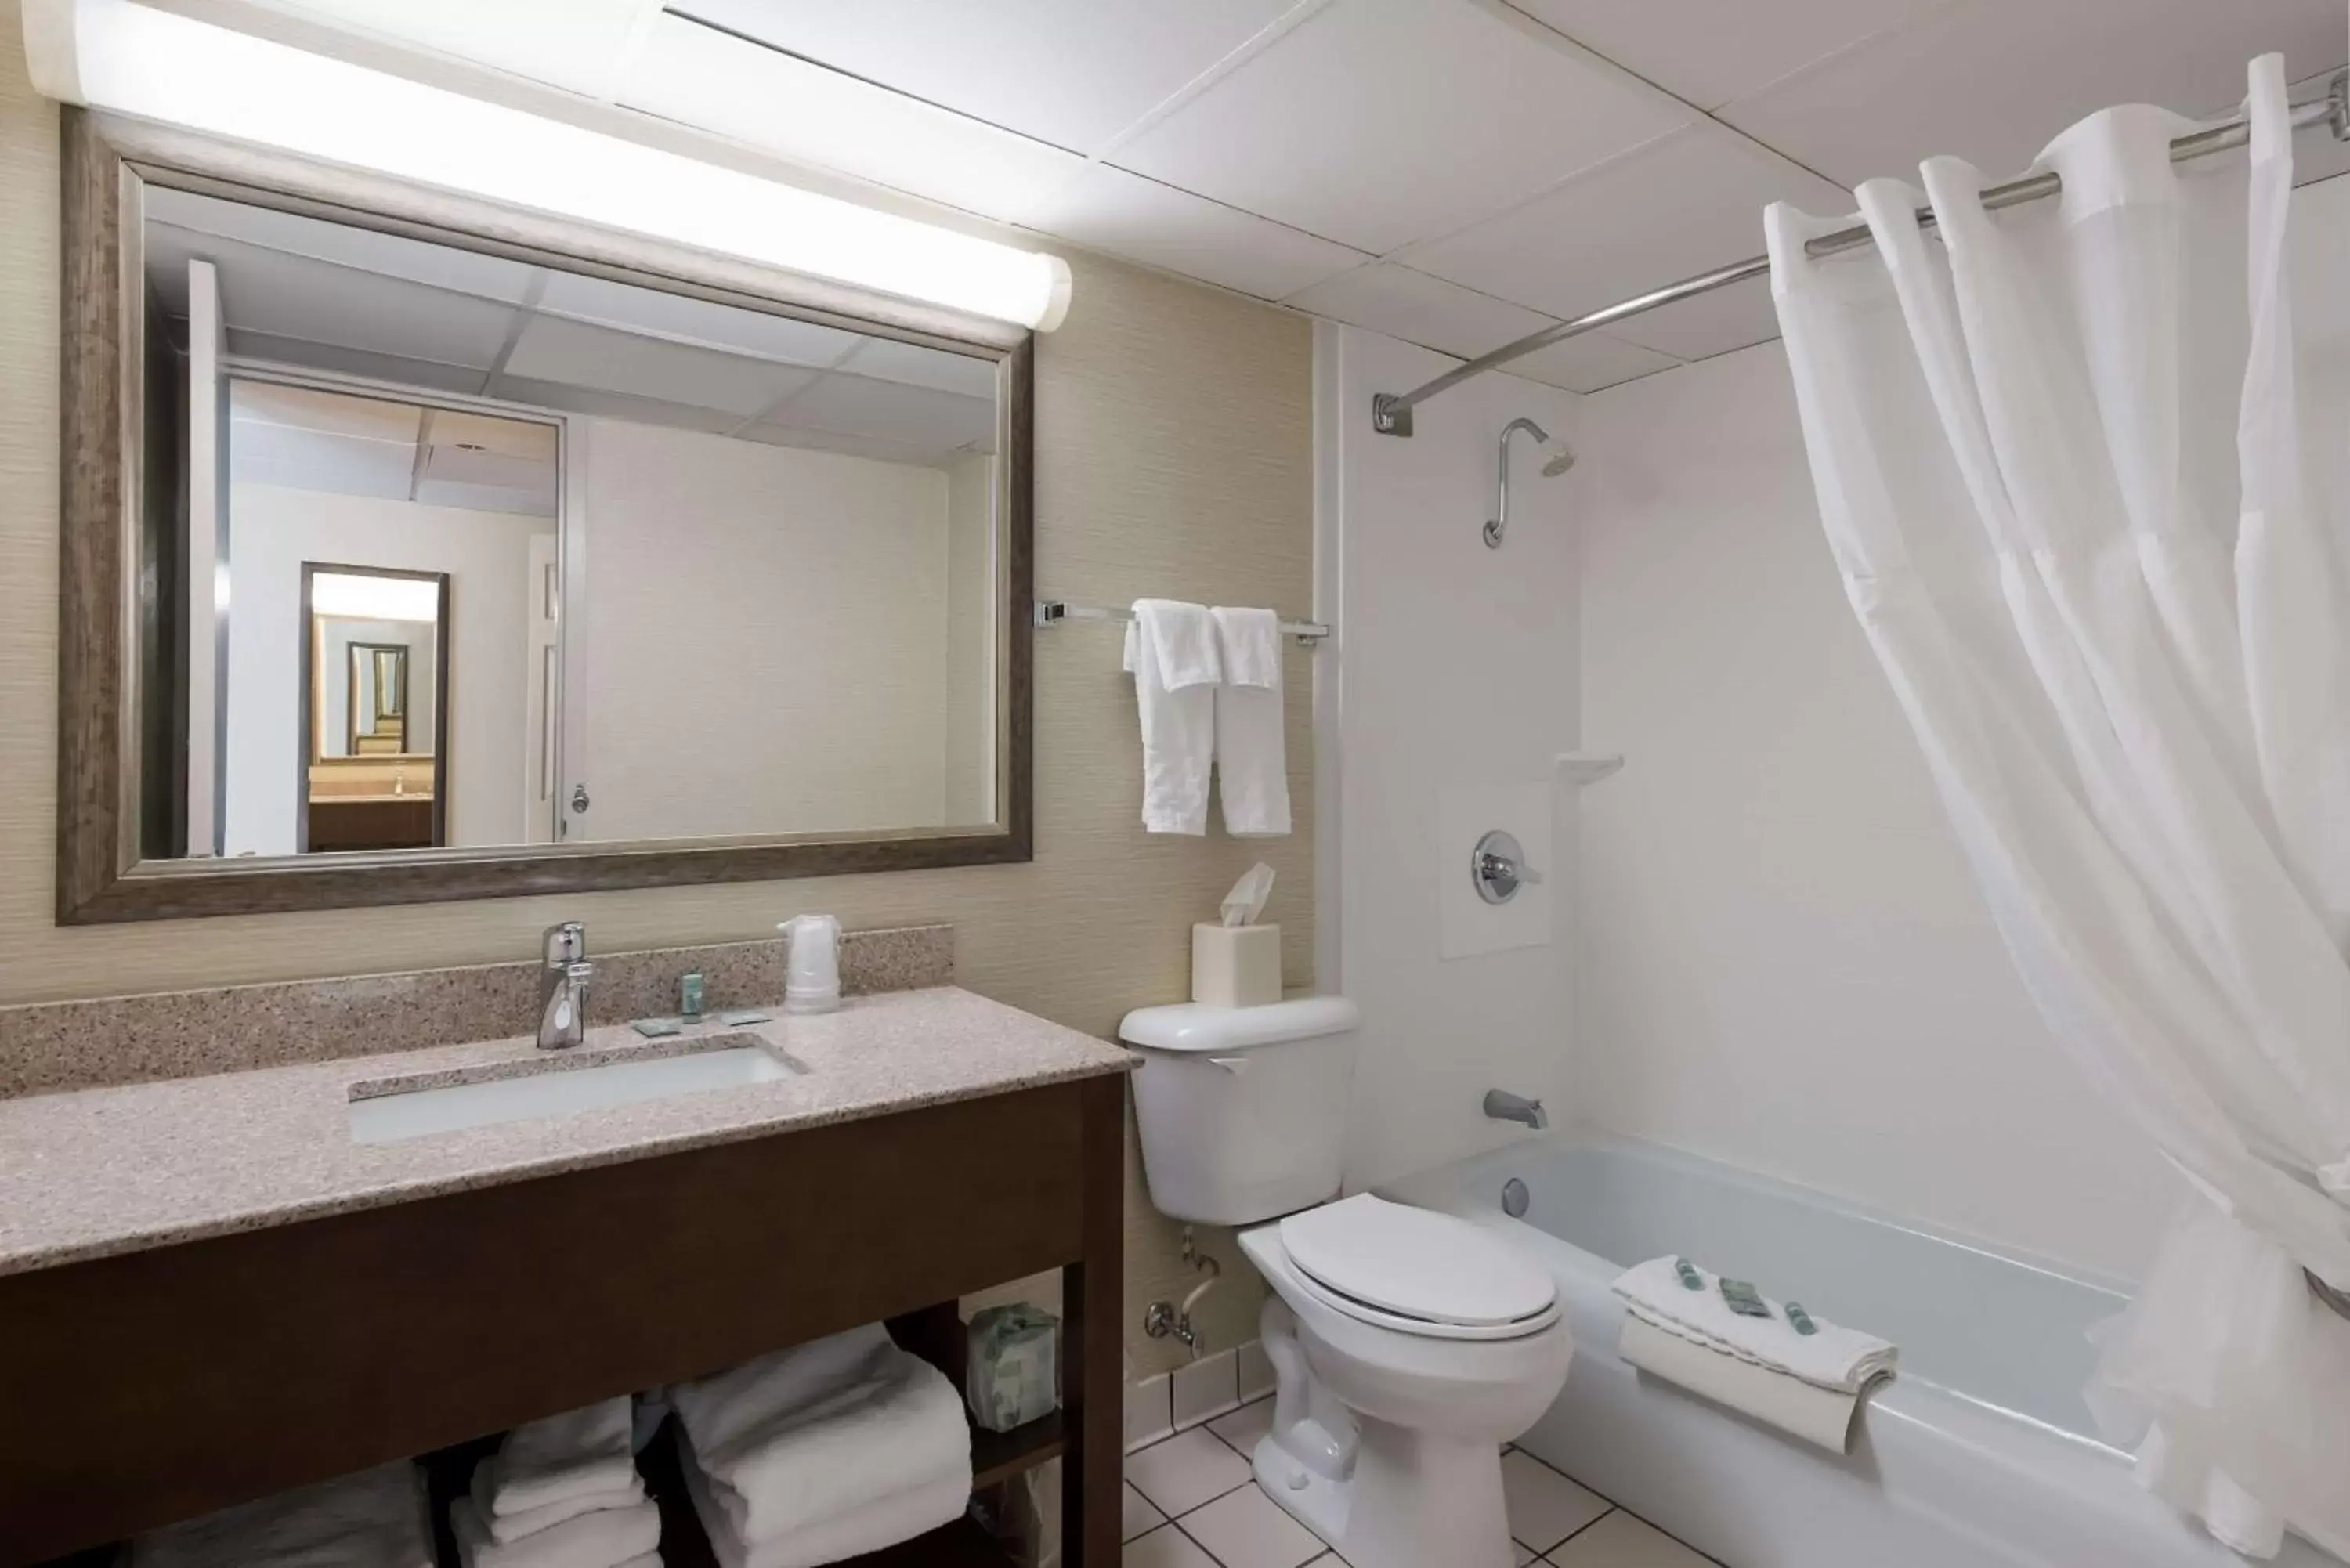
[1719, 1278, 1771, 1318]
[721, 1010, 773, 1027]
[1192, 922, 1281, 1007]
[631, 1017, 683, 1038]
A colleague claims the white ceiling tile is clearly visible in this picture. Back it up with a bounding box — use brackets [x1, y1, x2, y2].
[1506, 330, 1678, 393]
[410, 479, 559, 517]
[833, 338, 1004, 399]
[667, 0, 1303, 153]
[775, 372, 1000, 452]
[1721, 0, 2349, 189]
[230, 380, 422, 443]
[146, 187, 538, 303]
[230, 421, 416, 500]
[426, 410, 559, 462]
[1603, 273, 1783, 362]
[267, 0, 665, 98]
[185, 238, 519, 370]
[533, 270, 864, 367]
[1284, 263, 1553, 359]
[489, 378, 750, 435]
[1109, 0, 1694, 254]
[1017, 164, 1371, 300]
[226, 330, 497, 396]
[502, 315, 816, 416]
[1501, 0, 1944, 112]
[1406, 125, 1842, 321]
[622, 12, 1087, 221]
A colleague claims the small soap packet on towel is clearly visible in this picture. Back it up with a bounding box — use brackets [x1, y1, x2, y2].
[1611, 1255, 1896, 1394]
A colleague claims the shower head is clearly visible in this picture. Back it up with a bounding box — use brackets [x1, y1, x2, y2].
[1488, 418, 1574, 547]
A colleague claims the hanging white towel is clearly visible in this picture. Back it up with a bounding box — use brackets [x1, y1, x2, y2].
[682, 1438, 967, 1568]
[132, 1460, 433, 1568]
[469, 1465, 645, 1545]
[667, 1324, 971, 1547]
[479, 1398, 642, 1521]
[1209, 606, 1291, 837]
[450, 1495, 660, 1568]
[1123, 599, 1220, 835]
[1611, 1257, 1896, 1393]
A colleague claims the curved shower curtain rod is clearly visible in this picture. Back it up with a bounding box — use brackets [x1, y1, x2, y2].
[1370, 70, 2350, 437]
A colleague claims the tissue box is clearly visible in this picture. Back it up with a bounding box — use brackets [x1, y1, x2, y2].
[1193, 923, 1281, 1007]
[967, 1304, 1060, 1433]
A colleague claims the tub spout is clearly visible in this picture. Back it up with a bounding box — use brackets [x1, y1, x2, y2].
[1484, 1089, 1548, 1130]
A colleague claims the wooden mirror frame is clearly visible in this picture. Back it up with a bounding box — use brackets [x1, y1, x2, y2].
[57, 109, 1034, 923]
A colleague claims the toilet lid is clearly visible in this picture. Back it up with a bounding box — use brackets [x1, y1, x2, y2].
[1278, 1194, 1556, 1329]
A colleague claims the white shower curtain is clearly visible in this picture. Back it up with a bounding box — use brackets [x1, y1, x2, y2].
[1767, 56, 2350, 1560]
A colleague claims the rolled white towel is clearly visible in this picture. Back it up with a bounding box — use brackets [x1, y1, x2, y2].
[481, 1399, 641, 1520]
[1611, 1256, 1896, 1393]
[469, 1461, 645, 1545]
[132, 1460, 432, 1568]
[682, 1439, 966, 1568]
[669, 1325, 970, 1547]
[450, 1495, 660, 1568]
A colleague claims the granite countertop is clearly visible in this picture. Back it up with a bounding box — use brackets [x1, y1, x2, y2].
[0, 987, 1134, 1279]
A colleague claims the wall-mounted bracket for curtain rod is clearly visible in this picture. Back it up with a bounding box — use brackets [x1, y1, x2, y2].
[1370, 69, 2350, 439]
[1034, 599, 1331, 645]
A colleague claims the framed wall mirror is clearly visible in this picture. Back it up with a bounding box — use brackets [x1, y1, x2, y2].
[58, 110, 1033, 922]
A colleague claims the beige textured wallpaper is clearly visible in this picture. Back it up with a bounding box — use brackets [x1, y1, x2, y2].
[0, 5, 1309, 1374]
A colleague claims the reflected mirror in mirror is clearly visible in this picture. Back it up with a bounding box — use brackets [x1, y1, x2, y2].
[137, 185, 1008, 864]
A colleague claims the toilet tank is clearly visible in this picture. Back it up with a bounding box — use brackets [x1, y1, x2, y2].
[1119, 995, 1361, 1226]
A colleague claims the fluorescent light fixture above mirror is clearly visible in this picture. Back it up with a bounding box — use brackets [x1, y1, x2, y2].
[24, 0, 1073, 330]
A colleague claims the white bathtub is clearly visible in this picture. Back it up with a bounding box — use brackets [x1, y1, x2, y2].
[1383, 1137, 2343, 1568]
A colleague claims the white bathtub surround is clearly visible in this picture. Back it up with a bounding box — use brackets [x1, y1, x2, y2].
[1211, 607, 1294, 837]
[1125, 600, 1224, 834]
[1770, 55, 2350, 1561]
[1397, 1136, 2345, 1568]
[1316, 324, 1578, 1191]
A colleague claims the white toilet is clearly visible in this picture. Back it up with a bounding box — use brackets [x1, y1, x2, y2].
[1119, 998, 1572, 1568]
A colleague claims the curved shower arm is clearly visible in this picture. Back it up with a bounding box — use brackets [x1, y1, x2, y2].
[1488, 418, 1553, 549]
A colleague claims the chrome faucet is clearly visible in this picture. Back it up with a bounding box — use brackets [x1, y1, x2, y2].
[538, 921, 593, 1050]
[1484, 1089, 1549, 1130]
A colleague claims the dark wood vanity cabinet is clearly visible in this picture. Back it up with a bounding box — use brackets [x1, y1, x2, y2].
[0, 1074, 1126, 1568]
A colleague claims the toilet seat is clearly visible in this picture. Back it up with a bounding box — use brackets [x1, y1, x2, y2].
[1278, 1194, 1560, 1342]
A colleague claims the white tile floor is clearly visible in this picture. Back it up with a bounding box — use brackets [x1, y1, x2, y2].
[1123, 1393, 1724, 1566]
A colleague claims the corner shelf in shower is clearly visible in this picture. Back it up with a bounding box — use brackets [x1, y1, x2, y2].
[1556, 752, 1625, 786]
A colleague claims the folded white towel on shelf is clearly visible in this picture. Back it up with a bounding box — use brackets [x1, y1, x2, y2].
[480, 1398, 642, 1520]
[667, 1324, 970, 1547]
[1208, 606, 1290, 838]
[469, 1465, 645, 1545]
[450, 1495, 660, 1568]
[1123, 599, 1221, 835]
[131, 1459, 432, 1568]
[682, 1437, 967, 1568]
[1612, 1256, 1897, 1393]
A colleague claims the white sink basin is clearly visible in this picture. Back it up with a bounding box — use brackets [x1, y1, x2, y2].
[349, 1041, 795, 1143]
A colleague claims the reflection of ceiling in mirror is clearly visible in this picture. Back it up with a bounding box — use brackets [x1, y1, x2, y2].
[232, 380, 560, 516]
[147, 186, 1001, 472]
